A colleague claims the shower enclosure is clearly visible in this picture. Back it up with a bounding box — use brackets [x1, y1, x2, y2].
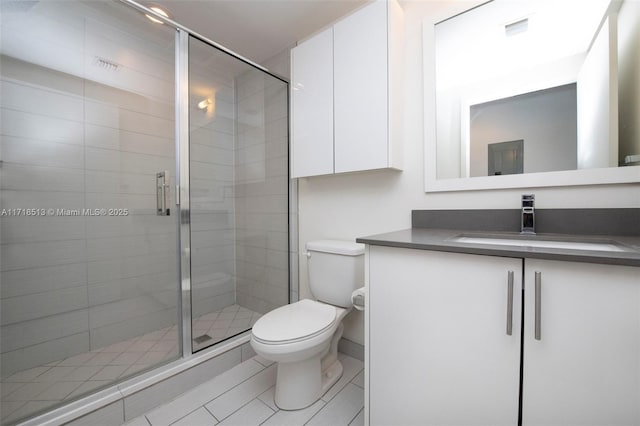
[0, 1, 289, 424]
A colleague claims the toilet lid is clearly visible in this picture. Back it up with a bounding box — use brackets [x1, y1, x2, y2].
[252, 299, 337, 344]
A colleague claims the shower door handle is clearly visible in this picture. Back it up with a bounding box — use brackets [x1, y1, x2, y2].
[156, 171, 170, 216]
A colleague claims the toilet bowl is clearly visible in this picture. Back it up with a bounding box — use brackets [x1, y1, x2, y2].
[251, 299, 349, 410]
[250, 240, 364, 410]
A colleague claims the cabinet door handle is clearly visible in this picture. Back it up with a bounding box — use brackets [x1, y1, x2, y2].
[535, 271, 542, 341]
[506, 270, 514, 336]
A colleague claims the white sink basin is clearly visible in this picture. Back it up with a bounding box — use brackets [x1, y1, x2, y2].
[452, 236, 628, 252]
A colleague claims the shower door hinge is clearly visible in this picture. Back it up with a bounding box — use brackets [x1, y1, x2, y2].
[175, 185, 181, 205]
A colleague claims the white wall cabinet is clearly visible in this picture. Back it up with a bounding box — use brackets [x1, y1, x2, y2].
[366, 246, 640, 425]
[290, 0, 403, 178]
[290, 27, 334, 177]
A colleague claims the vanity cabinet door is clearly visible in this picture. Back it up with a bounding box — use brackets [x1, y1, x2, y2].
[368, 246, 522, 426]
[523, 259, 640, 426]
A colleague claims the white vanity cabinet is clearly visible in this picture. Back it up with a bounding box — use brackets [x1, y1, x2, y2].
[367, 246, 523, 425]
[366, 246, 640, 426]
[290, 0, 403, 178]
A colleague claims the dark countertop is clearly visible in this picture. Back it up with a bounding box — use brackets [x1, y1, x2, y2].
[356, 228, 640, 267]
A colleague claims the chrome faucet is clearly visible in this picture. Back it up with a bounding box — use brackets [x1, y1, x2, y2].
[521, 194, 535, 234]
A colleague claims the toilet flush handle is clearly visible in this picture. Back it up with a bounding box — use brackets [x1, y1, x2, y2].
[302, 252, 312, 258]
[351, 287, 365, 311]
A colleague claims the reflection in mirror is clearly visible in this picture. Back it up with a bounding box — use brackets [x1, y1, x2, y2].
[470, 83, 576, 177]
[435, 0, 640, 180]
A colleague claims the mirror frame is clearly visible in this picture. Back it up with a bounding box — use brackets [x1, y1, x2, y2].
[423, 5, 640, 193]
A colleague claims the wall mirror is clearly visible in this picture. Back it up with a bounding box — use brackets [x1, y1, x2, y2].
[425, 0, 640, 192]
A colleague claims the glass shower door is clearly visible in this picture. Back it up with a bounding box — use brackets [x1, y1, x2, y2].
[0, 2, 180, 424]
[188, 36, 290, 352]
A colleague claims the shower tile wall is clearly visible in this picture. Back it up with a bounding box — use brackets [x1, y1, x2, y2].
[0, 2, 178, 379]
[235, 69, 289, 314]
[188, 37, 289, 351]
[188, 41, 238, 320]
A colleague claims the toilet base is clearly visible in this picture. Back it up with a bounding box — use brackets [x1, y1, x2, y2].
[273, 321, 346, 411]
[321, 358, 344, 395]
[274, 356, 344, 411]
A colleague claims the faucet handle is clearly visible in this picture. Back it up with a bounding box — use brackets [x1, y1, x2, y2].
[522, 194, 535, 208]
[521, 194, 536, 234]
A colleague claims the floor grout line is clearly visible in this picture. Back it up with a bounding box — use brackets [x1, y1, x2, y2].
[148, 358, 268, 425]
[219, 397, 275, 423]
[203, 403, 219, 422]
[347, 407, 364, 426]
[164, 406, 200, 426]
[156, 358, 269, 425]
[203, 362, 275, 422]
[259, 409, 278, 426]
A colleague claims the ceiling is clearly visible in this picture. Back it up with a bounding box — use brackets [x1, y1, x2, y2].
[148, 0, 371, 64]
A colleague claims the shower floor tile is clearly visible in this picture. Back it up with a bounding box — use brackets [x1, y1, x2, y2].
[0, 328, 177, 425]
[192, 304, 263, 352]
[0, 304, 261, 425]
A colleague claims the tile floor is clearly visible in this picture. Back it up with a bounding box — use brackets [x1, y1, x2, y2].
[126, 353, 365, 426]
[1, 305, 262, 425]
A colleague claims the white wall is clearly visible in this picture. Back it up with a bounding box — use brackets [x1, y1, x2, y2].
[296, 0, 640, 345]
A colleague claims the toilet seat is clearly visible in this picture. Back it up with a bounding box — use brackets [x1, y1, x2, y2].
[252, 299, 338, 345]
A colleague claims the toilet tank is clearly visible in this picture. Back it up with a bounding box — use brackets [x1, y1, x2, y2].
[306, 240, 365, 308]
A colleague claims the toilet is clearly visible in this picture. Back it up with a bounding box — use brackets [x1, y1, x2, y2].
[250, 240, 364, 410]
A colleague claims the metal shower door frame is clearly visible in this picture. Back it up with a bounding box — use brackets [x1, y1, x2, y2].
[118, 0, 291, 358]
[175, 28, 192, 357]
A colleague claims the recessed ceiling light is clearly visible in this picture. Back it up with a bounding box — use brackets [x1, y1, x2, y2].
[145, 5, 170, 24]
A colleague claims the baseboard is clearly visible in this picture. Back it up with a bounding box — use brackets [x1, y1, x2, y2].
[338, 338, 364, 362]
